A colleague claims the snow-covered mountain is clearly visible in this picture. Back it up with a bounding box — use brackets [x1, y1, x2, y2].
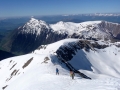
[18, 18, 120, 40]
[19, 18, 50, 35]
[50, 20, 120, 40]
[1, 18, 120, 54]
[0, 39, 120, 90]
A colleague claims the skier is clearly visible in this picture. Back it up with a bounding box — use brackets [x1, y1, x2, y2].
[70, 71, 75, 79]
[56, 68, 59, 75]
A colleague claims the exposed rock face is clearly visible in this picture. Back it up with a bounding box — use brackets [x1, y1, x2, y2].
[98, 21, 120, 39]
[11, 30, 67, 54]
[56, 40, 108, 62]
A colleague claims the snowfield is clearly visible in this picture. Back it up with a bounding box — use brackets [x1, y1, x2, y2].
[0, 39, 120, 90]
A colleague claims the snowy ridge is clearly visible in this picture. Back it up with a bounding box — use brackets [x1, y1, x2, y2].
[34, 39, 120, 78]
[55, 39, 120, 78]
[50, 21, 102, 33]
[50, 20, 111, 39]
[0, 39, 120, 90]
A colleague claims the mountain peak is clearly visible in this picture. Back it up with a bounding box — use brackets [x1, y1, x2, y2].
[30, 17, 38, 21]
[19, 18, 50, 35]
[57, 21, 64, 25]
[29, 18, 47, 25]
[29, 17, 39, 23]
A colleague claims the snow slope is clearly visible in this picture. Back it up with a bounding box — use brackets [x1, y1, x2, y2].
[0, 39, 120, 90]
[36, 39, 120, 78]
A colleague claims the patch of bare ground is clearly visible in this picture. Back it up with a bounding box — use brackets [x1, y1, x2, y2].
[6, 69, 19, 81]
[11, 69, 19, 76]
[22, 57, 33, 69]
[41, 57, 50, 64]
[9, 60, 12, 63]
[10, 63, 17, 70]
[2, 85, 8, 90]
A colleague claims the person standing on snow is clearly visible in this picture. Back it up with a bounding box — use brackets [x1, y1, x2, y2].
[70, 71, 75, 79]
[56, 68, 59, 75]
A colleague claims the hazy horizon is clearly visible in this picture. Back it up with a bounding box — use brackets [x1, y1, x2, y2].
[0, 0, 120, 18]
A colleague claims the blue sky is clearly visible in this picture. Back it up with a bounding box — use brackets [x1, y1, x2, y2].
[0, 0, 120, 17]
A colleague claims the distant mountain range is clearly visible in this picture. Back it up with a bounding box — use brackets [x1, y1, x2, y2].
[1, 18, 120, 54]
[66, 13, 120, 16]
